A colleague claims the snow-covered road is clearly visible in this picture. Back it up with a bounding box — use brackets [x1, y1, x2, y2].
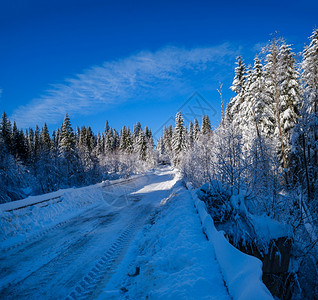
[0, 167, 271, 299]
[0, 167, 181, 299]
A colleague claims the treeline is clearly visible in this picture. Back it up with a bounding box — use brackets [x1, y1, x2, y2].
[158, 29, 318, 210]
[0, 113, 155, 203]
[156, 30, 318, 297]
[1, 28, 317, 212]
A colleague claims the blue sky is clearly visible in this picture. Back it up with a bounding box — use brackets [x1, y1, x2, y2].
[1, 0, 317, 137]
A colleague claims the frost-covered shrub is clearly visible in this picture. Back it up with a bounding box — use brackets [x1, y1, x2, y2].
[197, 181, 266, 251]
[197, 181, 232, 224]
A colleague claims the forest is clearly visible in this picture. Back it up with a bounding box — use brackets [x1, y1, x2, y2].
[2, 30, 318, 206]
[1, 28, 317, 297]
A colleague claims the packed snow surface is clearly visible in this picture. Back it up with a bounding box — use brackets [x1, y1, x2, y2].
[0, 167, 272, 299]
[100, 179, 230, 299]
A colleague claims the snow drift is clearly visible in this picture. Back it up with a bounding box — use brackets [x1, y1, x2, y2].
[187, 183, 273, 300]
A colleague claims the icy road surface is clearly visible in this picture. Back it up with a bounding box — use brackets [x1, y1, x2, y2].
[0, 167, 230, 299]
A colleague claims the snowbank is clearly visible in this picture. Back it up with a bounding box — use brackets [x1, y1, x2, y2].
[187, 183, 273, 300]
[0, 175, 147, 249]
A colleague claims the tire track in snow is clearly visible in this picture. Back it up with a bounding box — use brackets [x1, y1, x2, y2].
[1, 176, 144, 253]
[0, 210, 117, 298]
[65, 206, 152, 300]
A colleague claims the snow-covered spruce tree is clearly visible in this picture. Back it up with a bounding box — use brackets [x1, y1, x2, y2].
[11, 121, 19, 158]
[188, 121, 194, 149]
[94, 132, 104, 157]
[104, 124, 114, 153]
[39, 123, 51, 154]
[226, 56, 247, 125]
[278, 42, 301, 169]
[35, 123, 58, 193]
[50, 129, 60, 181]
[163, 125, 173, 162]
[11, 122, 28, 163]
[303, 28, 318, 115]
[201, 115, 211, 135]
[263, 38, 288, 171]
[0, 113, 30, 202]
[136, 129, 148, 162]
[59, 114, 80, 186]
[112, 129, 120, 152]
[132, 121, 142, 151]
[55, 127, 61, 147]
[193, 118, 200, 140]
[156, 136, 165, 155]
[119, 126, 132, 153]
[236, 65, 257, 151]
[156, 136, 169, 164]
[300, 28, 318, 197]
[77, 126, 97, 177]
[27, 128, 35, 167]
[172, 112, 187, 166]
[249, 57, 267, 138]
[144, 126, 155, 165]
[28, 125, 40, 177]
[0, 136, 28, 203]
[0, 111, 12, 152]
[144, 126, 153, 147]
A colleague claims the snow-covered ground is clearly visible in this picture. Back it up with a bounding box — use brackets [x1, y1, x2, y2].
[0, 167, 177, 299]
[100, 178, 230, 299]
[0, 167, 272, 299]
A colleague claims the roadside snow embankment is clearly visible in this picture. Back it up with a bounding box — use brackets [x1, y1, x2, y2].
[188, 183, 273, 300]
[0, 175, 146, 249]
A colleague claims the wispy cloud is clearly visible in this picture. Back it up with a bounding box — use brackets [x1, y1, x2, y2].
[11, 44, 237, 128]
